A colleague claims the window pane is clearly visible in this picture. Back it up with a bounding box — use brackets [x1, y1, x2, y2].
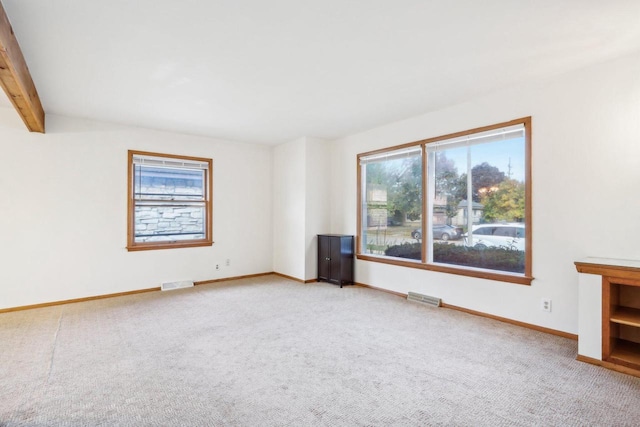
[361, 147, 422, 260]
[429, 125, 526, 274]
[134, 165, 204, 201]
[134, 204, 206, 242]
[128, 151, 213, 251]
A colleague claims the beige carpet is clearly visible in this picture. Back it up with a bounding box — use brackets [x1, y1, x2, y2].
[1, 274, 639, 426]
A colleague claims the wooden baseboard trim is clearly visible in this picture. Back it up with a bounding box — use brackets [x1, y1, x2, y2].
[195, 272, 273, 286]
[271, 272, 315, 283]
[272, 272, 304, 283]
[354, 282, 577, 340]
[0, 272, 276, 314]
[442, 302, 578, 340]
[354, 282, 408, 299]
[0, 287, 160, 314]
[576, 354, 640, 378]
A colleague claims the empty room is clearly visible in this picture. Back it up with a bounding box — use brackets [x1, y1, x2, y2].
[2, 1, 640, 425]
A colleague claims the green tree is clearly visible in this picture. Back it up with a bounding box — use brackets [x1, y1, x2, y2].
[365, 162, 387, 186]
[455, 162, 506, 202]
[480, 179, 525, 222]
[434, 152, 463, 223]
[365, 156, 422, 224]
[387, 157, 422, 222]
[434, 152, 459, 195]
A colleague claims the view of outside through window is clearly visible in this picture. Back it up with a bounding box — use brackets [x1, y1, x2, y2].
[360, 122, 527, 275]
[133, 164, 207, 243]
[361, 147, 423, 260]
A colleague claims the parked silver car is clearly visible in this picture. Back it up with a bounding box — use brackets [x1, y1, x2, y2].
[411, 225, 462, 241]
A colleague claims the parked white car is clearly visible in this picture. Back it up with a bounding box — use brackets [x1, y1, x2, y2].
[464, 223, 525, 251]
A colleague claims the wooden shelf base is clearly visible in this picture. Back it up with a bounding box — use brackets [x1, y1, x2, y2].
[609, 339, 640, 370]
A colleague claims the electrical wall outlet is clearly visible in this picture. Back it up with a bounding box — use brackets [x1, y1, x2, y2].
[215, 264, 220, 271]
[225, 259, 231, 267]
[541, 298, 552, 312]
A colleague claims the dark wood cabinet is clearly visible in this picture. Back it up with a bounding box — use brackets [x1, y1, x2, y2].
[317, 234, 354, 287]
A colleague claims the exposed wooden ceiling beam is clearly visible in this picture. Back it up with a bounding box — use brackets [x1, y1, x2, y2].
[0, 1, 44, 133]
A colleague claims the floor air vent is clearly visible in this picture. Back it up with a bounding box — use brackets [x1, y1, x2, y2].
[161, 280, 194, 291]
[407, 292, 441, 307]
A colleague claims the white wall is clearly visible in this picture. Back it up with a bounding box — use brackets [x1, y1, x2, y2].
[304, 138, 330, 280]
[329, 51, 640, 334]
[273, 137, 330, 281]
[273, 139, 306, 280]
[0, 114, 273, 310]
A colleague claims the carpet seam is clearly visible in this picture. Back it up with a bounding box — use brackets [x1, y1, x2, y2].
[45, 310, 63, 384]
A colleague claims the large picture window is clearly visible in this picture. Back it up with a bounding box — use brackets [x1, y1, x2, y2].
[357, 118, 531, 285]
[127, 151, 213, 251]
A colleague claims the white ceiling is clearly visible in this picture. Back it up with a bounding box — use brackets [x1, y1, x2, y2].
[0, 89, 11, 107]
[3, 0, 640, 144]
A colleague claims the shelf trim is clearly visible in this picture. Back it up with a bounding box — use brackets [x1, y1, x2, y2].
[610, 307, 640, 328]
[575, 258, 640, 279]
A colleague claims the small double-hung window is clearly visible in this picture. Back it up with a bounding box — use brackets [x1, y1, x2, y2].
[127, 150, 213, 251]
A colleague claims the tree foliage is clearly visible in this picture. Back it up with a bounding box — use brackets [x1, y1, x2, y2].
[365, 156, 422, 223]
[434, 152, 459, 195]
[434, 152, 464, 220]
[365, 153, 523, 225]
[455, 162, 506, 202]
[480, 179, 525, 222]
[386, 157, 422, 221]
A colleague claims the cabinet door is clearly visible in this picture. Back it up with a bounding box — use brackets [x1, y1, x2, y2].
[328, 237, 342, 283]
[339, 236, 354, 285]
[318, 235, 331, 281]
